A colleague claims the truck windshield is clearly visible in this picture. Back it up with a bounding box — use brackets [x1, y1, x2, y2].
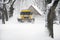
[20, 12, 32, 15]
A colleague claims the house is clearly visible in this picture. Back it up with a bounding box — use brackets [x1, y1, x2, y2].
[28, 5, 43, 16]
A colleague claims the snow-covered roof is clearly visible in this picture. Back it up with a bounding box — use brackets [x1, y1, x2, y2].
[32, 5, 43, 15]
[28, 5, 44, 15]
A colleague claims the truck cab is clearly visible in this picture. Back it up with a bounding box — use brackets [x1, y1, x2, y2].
[18, 9, 34, 22]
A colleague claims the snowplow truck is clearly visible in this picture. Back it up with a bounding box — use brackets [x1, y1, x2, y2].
[18, 10, 34, 22]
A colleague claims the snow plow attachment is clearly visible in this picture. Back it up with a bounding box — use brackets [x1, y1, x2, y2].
[17, 18, 35, 23]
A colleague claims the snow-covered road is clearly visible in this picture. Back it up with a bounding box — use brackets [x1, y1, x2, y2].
[0, 12, 54, 40]
[0, 16, 54, 40]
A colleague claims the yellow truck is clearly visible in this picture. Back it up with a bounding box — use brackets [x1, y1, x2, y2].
[18, 10, 34, 22]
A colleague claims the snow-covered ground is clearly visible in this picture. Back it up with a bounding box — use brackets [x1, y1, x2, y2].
[0, 14, 54, 40]
[54, 24, 60, 40]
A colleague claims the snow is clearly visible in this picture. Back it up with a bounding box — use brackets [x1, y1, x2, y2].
[0, 0, 60, 40]
[47, 0, 55, 9]
[0, 24, 54, 40]
[54, 24, 60, 40]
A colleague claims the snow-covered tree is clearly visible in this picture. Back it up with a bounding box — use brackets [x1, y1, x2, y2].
[46, 0, 60, 38]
